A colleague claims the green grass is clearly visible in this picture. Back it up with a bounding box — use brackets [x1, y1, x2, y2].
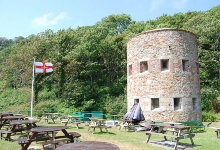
[1, 119, 220, 150]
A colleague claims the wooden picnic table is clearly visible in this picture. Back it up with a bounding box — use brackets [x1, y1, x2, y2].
[10, 120, 38, 132]
[88, 118, 109, 134]
[0, 113, 21, 123]
[67, 116, 80, 128]
[0, 112, 14, 118]
[118, 120, 135, 131]
[20, 126, 73, 150]
[42, 113, 60, 123]
[2, 115, 26, 123]
[146, 123, 195, 150]
[56, 141, 120, 150]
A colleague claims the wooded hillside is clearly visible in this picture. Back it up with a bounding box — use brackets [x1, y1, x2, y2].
[0, 6, 219, 115]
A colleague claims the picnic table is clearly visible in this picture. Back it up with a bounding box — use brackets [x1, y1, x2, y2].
[0, 119, 38, 141]
[19, 126, 74, 150]
[0, 112, 14, 119]
[10, 120, 38, 132]
[61, 116, 81, 128]
[56, 141, 120, 150]
[42, 113, 60, 123]
[146, 123, 195, 150]
[88, 118, 110, 134]
[117, 120, 135, 131]
[2, 115, 26, 123]
[67, 116, 80, 128]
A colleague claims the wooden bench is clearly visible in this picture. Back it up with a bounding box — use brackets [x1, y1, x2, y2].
[26, 130, 49, 140]
[17, 137, 29, 150]
[75, 122, 81, 128]
[146, 131, 180, 141]
[69, 132, 81, 142]
[179, 121, 205, 131]
[0, 130, 12, 141]
[61, 119, 69, 126]
[39, 138, 70, 149]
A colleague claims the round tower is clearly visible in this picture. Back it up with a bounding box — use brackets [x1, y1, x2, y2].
[127, 28, 201, 122]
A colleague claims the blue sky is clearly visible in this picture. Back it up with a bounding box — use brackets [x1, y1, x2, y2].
[0, 0, 219, 39]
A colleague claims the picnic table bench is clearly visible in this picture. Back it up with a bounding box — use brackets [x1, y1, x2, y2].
[146, 123, 195, 150]
[178, 121, 205, 131]
[88, 118, 110, 134]
[117, 120, 136, 131]
[18, 126, 75, 150]
[0, 130, 12, 141]
[17, 137, 29, 150]
[68, 132, 81, 142]
[39, 138, 70, 149]
[215, 128, 220, 138]
[61, 116, 81, 128]
[42, 113, 60, 123]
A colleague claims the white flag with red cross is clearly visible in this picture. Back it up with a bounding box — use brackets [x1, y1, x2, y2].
[34, 62, 53, 73]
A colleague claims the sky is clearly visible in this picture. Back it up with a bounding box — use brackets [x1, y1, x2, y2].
[0, 0, 219, 39]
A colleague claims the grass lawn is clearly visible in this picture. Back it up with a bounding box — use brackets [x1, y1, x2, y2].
[1, 119, 220, 150]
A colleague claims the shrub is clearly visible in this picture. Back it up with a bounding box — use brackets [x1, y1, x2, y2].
[202, 112, 217, 122]
[104, 94, 127, 117]
[34, 99, 65, 116]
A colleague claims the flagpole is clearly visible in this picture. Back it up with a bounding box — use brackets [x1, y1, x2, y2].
[30, 58, 35, 119]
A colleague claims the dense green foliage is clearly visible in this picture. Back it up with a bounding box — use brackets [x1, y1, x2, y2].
[202, 112, 217, 122]
[0, 6, 220, 115]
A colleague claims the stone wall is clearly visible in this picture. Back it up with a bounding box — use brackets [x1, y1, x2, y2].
[127, 28, 202, 122]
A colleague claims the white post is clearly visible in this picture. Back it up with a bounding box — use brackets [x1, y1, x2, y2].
[30, 58, 35, 119]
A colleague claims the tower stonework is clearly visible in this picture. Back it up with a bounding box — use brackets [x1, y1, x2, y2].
[127, 28, 202, 122]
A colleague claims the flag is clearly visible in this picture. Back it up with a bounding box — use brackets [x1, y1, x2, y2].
[34, 62, 53, 73]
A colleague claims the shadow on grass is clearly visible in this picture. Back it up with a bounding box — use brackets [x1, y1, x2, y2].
[90, 132, 116, 135]
[149, 140, 201, 150]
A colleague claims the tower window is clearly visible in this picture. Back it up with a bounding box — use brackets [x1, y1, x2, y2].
[128, 64, 132, 75]
[134, 99, 139, 104]
[192, 98, 197, 111]
[161, 59, 169, 71]
[195, 62, 199, 74]
[174, 98, 181, 111]
[151, 98, 159, 110]
[140, 61, 148, 73]
[182, 60, 189, 72]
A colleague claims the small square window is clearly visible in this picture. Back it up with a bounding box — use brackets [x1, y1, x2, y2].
[182, 60, 189, 72]
[151, 98, 159, 110]
[128, 64, 132, 75]
[174, 98, 181, 111]
[161, 59, 169, 71]
[195, 62, 199, 74]
[192, 98, 197, 111]
[140, 61, 148, 73]
[134, 99, 139, 104]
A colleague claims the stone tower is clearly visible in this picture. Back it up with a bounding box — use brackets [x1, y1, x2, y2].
[126, 28, 202, 122]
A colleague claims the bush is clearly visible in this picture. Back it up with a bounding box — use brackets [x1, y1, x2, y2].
[34, 99, 65, 116]
[201, 88, 219, 112]
[202, 112, 217, 122]
[104, 94, 127, 117]
[0, 87, 30, 112]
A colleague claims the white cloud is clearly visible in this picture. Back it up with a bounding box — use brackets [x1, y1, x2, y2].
[32, 12, 68, 27]
[149, 0, 165, 11]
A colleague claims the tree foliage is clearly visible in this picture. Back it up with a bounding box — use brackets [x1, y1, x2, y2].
[0, 6, 220, 114]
